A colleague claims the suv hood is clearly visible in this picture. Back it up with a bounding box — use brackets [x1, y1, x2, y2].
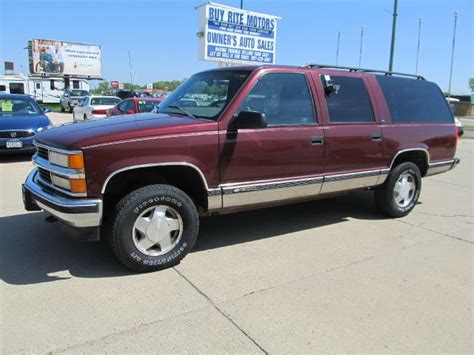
[35, 113, 211, 150]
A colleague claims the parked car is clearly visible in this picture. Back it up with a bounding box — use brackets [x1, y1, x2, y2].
[60, 89, 90, 113]
[454, 117, 464, 137]
[115, 89, 151, 100]
[446, 97, 464, 137]
[0, 93, 52, 153]
[72, 95, 121, 121]
[23, 64, 459, 272]
[107, 97, 163, 117]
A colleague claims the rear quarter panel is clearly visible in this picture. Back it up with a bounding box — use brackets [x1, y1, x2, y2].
[366, 75, 457, 167]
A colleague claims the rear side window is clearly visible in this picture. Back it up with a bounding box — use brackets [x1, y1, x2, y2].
[321, 76, 375, 123]
[376, 76, 453, 123]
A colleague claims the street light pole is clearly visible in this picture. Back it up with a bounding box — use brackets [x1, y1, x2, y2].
[128, 50, 133, 85]
[415, 18, 422, 74]
[448, 12, 458, 98]
[358, 27, 364, 68]
[336, 30, 341, 65]
[388, 0, 398, 72]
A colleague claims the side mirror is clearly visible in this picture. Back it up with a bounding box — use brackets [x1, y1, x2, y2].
[43, 108, 52, 113]
[126, 109, 135, 114]
[322, 75, 340, 96]
[229, 111, 267, 131]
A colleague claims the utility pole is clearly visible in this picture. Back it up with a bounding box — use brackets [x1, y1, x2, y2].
[415, 18, 422, 74]
[388, 0, 398, 72]
[240, 0, 243, 9]
[336, 30, 341, 65]
[358, 27, 364, 68]
[448, 12, 458, 98]
[128, 50, 133, 85]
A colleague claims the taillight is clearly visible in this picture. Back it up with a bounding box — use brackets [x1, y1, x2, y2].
[92, 109, 107, 115]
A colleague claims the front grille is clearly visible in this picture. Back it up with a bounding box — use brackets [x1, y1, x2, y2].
[0, 130, 34, 138]
[38, 167, 52, 184]
[36, 146, 49, 160]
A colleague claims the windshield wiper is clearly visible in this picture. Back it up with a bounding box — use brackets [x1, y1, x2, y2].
[163, 105, 196, 119]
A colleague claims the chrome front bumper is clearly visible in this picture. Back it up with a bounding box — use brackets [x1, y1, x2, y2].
[22, 168, 103, 228]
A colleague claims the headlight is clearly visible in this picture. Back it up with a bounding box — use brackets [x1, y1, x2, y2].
[49, 151, 85, 170]
[36, 125, 52, 133]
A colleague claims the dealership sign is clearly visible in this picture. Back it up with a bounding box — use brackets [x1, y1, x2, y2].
[28, 39, 102, 78]
[197, 2, 281, 65]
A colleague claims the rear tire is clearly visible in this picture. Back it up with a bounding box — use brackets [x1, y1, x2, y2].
[110, 184, 199, 272]
[375, 162, 421, 218]
[69, 105, 73, 113]
[83, 114, 87, 120]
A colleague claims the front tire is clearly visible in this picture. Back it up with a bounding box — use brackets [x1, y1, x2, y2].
[375, 162, 421, 218]
[110, 184, 199, 272]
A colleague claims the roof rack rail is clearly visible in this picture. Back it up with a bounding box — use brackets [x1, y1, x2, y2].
[303, 64, 425, 80]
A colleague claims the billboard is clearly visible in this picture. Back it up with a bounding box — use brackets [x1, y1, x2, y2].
[197, 3, 281, 65]
[29, 39, 102, 77]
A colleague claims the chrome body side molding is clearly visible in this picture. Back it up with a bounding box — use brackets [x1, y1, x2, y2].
[425, 159, 459, 176]
[221, 176, 324, 208]
[320, 170, 380, 194]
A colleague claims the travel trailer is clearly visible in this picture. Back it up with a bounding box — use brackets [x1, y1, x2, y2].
[0, 74, 89, 103]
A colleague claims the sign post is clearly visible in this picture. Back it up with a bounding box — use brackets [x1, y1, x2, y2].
[197, 2, 281, 65]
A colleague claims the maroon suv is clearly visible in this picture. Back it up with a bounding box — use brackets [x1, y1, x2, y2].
[23, 64, 459, 272]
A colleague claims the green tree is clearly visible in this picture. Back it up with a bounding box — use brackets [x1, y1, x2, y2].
[123, 83, 143, 90]
[90, 81, 110, 94]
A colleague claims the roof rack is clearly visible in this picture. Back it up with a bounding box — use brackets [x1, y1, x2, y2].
[304, 64, 425, 80]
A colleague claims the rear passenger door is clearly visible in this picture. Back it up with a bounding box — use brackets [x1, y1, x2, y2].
[312, 73, 383, 193]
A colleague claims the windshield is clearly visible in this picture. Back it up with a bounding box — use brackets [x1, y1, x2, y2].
[158, 70, 251, 120]
[0, 98, 41, 116]
[91, 97, 121, 106]
[71, 90, 89, 96]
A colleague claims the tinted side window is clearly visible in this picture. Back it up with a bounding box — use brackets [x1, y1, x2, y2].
[322, 76, 374, 123]
[376, 76, 453, 123]
[126, 100, 136, 112]
[118, 101, 128, 112]
[239, 73, 315, 126]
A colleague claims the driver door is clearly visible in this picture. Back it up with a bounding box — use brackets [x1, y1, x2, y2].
[218, 71, 325, 208]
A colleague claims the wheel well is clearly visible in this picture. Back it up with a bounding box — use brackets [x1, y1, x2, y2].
[391, 150, 429, 176]
[102, 166, 208, 220]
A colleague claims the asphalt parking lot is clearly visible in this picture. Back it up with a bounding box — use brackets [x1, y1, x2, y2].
[1, 112, 472, 353]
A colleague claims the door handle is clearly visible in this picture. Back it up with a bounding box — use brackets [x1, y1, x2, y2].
[310, 136, 324, 145]
[372, 132, 383, 141]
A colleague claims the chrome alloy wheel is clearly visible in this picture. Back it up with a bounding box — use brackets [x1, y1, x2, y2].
[393, 172, 416, 208]
[132, 205, 183, 256]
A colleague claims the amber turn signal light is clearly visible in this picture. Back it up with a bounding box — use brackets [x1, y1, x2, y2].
[68, 154, 85, 170]
[70, 178, 87, 193]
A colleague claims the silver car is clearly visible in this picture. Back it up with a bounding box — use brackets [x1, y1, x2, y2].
[60, 89, 90, 113]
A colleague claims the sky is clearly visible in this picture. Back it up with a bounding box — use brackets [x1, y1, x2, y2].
[0, 0, 472, 94]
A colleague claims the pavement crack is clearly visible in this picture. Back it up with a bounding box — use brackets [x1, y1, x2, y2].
[413, 212, 474, 218]
[173, 267, 268, 354]
[395, 220, 473, 245]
